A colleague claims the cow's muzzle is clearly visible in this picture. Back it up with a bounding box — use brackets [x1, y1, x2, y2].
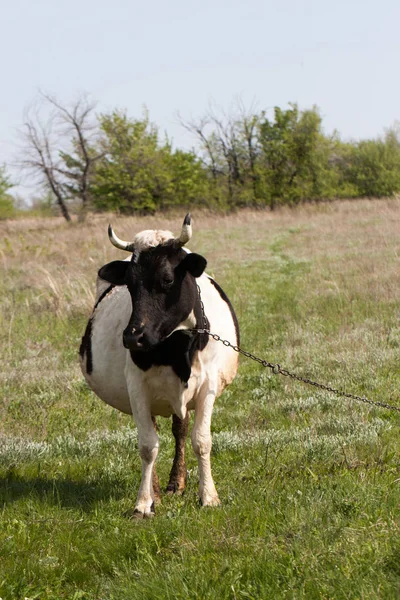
[123, 327, 147, 351]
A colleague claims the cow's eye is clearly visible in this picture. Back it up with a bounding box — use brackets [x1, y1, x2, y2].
[162, 277, 174, 288]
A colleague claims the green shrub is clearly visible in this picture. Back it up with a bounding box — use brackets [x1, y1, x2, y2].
[342, 130, 400, 197]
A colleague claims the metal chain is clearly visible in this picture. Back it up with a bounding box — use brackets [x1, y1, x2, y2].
[193, 285, 400, 414]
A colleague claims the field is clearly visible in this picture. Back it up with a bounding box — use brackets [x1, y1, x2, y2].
[1, 198, 400, 599]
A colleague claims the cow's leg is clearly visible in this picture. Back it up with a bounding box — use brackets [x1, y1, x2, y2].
[166, 413, 189, 494]
[125, 372, 159, 517]
[133, 408, 159, 517]
[151, 416, 162, 504]
[191, 387, 220, 507]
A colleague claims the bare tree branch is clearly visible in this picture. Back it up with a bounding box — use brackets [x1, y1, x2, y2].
[16, 92, 104, 222]
[177, 113, 222, 180]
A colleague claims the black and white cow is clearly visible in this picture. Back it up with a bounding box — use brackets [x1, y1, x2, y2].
[80, 215, 239, 517]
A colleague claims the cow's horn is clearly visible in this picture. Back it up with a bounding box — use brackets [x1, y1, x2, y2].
[108, 224, 135, 252]
[176, 213, 192, 247]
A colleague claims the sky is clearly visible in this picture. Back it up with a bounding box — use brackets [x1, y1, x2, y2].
[2, 0, 400, 197]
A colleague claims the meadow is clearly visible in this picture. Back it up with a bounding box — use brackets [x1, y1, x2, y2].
[1, 198, 400, 599]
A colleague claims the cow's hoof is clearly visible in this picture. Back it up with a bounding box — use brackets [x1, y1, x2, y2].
[125, 503, 156, 519]
[143, 510, 155, 519]
[130, 509, 155, 520]
[166, 481, 185, 496]
[199, 494, 221, 507]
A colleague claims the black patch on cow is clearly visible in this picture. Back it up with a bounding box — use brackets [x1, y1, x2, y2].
[208, 277, 240, 345]
[129, 295, 209, 383]
[130, 330, 194, 382]
[79, 285, 114, 374]
[98, 261, 129, 286]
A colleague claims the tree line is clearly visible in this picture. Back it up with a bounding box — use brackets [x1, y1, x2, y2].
[2, 94, 400, 220]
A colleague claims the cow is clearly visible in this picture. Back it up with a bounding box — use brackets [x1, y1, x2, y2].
[80, 214, 239, 517]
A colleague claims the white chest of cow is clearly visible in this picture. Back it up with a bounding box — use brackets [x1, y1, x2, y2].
[80, 215, 239, 516]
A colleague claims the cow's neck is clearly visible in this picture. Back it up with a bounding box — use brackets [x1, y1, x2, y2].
[129, 292, 209, 382]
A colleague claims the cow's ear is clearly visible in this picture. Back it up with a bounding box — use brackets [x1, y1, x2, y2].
[98, 261, 129, 285]
[179, 253, 207, 278]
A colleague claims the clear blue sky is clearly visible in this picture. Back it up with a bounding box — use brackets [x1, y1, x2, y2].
[2, 0, 400, 195]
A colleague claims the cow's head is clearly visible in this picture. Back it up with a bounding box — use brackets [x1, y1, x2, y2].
[98, 214, 207, 352]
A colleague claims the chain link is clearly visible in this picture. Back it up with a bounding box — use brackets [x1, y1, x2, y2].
[193, 285, 400, 414]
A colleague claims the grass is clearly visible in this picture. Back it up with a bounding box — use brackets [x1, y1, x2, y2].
[1, 198, 400, 598]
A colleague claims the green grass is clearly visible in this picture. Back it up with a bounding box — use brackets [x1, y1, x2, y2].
[1, 200, 400, 599]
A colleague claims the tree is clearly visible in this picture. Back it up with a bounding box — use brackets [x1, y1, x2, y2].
[341, 129, 400, 198]
[91, 110, 208, 213]
[180, 103, 260, 207]
[0, 166, 14, 219]
[237, 102, 261, 202]
[165, 148, 209, 208]
[92, 110, 166, 213]
[258, 104, 331, 207]
[18, 92, 103, 222]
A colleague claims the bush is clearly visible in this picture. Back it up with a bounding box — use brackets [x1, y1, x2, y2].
[342, 130, 400, 197]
